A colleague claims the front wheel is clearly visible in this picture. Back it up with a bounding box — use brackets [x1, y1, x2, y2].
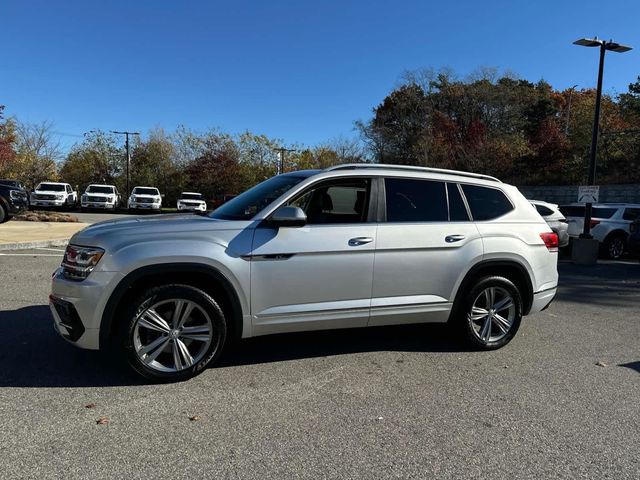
[119, 284, 227, 382]
[456, 276, 523, 350]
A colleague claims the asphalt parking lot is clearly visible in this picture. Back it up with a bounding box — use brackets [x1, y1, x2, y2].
[0, 251, 638, 479]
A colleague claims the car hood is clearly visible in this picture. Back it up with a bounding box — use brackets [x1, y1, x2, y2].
[70, 214, 255, 250]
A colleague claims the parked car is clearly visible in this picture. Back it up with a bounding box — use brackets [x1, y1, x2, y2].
[50, 164, 559, 382]
[529, 200, 570, 247]
[128, 186, 162, 213]
[559, 203, 640, 259]
[628, 219, 640, 260]
[0, 182, 28, 223]
[30, 182, 77, 210]
[81, 184, 121, 211]
[177, 192, 207, 212]
[0, 179, 30, 207]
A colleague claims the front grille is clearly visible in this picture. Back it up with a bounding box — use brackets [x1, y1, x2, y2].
[87, 196, 107, 202]
[36, 194, 56, 200]
[137, 197, 154, 203]
[50, 296, 85, 342]
[182, 201, 200, 206]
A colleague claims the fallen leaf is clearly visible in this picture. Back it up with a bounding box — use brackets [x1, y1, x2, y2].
[85, 403, 97, 409]
[96, 416, 109, 425]
[189, 415, 200, 422]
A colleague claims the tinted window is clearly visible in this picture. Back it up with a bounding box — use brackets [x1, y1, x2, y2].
[623, 208, 640, 221]
[447, 183, 470, 221]
[592, 208, 617, 219]
[385, 178, 447, 222]
[534, 204, 554, 216]
[133, 187, 160, 196]
[181, 193, 203, 200]
[87, 186, 115, 194]
[288, 178, 370, 224]
[461, 184, 513, 221]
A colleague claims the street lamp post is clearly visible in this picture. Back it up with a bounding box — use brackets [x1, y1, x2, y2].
[573, 37, 632, 239]
[111, 131, 140, 196]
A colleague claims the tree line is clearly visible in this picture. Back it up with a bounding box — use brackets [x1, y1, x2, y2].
[2, 67, 640, 201]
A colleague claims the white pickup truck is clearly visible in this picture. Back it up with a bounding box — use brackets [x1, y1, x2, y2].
[30, 182, 77, 209]
[81, 184, 121, 211]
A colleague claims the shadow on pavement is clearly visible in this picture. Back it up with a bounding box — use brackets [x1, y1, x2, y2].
[618, 361, 640, 373]
[556, 261, 640, 308]
[0, 304, 467, 388]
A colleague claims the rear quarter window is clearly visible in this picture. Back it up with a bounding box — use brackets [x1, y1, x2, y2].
[461, 184, 514, 221]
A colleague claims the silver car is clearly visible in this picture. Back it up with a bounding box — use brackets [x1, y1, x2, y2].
[50, 164, 559, 381]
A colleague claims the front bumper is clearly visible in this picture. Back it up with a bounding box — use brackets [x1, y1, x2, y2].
[50, 267, 123, 350]
[7, 197, 28, 215]
[129, 202, 161, 210]
[177, 203, 206, 212]
[82, 201, 117, 209]
[31, 199, 66, 207]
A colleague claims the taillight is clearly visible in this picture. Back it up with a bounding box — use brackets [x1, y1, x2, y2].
[540, 232, 559, 252]
[590, 219, 600, 229]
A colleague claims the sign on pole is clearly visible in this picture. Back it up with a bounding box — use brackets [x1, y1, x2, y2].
[578, 185, 599, 203]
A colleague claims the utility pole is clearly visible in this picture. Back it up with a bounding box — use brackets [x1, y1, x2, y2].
[111, 131, 140, 195]
[273, 147, 296, 175]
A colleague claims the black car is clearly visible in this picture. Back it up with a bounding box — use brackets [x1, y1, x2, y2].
[0, 181, 29, 223]
[629, 219, 640, 260]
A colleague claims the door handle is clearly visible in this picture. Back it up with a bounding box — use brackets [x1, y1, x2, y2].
[445, 234, 465, 243]
[348, 237, 374, 246]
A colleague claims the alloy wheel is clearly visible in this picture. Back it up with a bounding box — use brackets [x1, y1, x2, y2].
[467, 286, 516, 343]
[133, 299, 214, 373]
[608, 238, 625, 259]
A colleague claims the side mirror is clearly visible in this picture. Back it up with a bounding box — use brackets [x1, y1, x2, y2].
[271, 206, 307, 227]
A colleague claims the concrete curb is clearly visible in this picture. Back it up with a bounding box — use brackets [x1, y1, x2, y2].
[0, 238, 70, 251]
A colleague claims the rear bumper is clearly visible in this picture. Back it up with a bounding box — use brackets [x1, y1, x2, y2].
[528, 287, 557, 315]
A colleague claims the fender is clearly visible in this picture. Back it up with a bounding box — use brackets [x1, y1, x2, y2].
[99, 262, 244, 348]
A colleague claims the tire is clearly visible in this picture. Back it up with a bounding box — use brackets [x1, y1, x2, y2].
[603, 234, 626, 260]
[119, 284, 227, 382]
[455, 276, 523, 350]
[0, 204, 7, 223]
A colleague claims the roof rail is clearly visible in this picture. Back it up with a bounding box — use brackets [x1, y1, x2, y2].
[325, 163, 501, 183]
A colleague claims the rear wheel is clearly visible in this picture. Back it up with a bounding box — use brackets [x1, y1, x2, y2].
[603, 234, 626, 260]
[456, 276, 523, 350]
[119, 284, 227, 382]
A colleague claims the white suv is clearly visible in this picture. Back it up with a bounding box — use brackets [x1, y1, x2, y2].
[81, 184, 121, 211]
[559, 203, 640, 259]
[177, 192, 207, 212]
[30, 182, 77, 209]
[128, 186, 162, 212]
[50, 164, 559, 382]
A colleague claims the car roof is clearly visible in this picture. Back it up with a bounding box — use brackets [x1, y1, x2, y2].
[530, 200, 559, 208]
[87, 184, 115, 188]
[324, 163, 502, 183]
[181, 191, 203, 195]
[133, 186, 159, 189]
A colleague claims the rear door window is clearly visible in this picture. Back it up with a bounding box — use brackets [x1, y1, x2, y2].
[384, 178, 448, 222]
[461, 184, 514, 221]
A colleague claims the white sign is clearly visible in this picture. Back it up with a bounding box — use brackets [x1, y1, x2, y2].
[578, 185, 599, 203]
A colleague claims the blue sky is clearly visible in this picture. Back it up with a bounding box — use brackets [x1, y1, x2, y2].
[2, 0, 639, 152]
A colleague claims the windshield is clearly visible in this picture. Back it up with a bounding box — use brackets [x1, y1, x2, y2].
[38, 183, 65, 191]
[210, 175, 308, 220]
[181, 193, 203, 200]
[133, 187, 159, 196]
[87, 186, 115, 194]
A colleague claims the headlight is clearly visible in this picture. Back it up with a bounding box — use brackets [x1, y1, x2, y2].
[9, 190, 26, 200]
[56, 194, 64, 200]
[82, 194, 87, 200]
[130, 195, 136, 202]
[61, 245, 105, 281]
